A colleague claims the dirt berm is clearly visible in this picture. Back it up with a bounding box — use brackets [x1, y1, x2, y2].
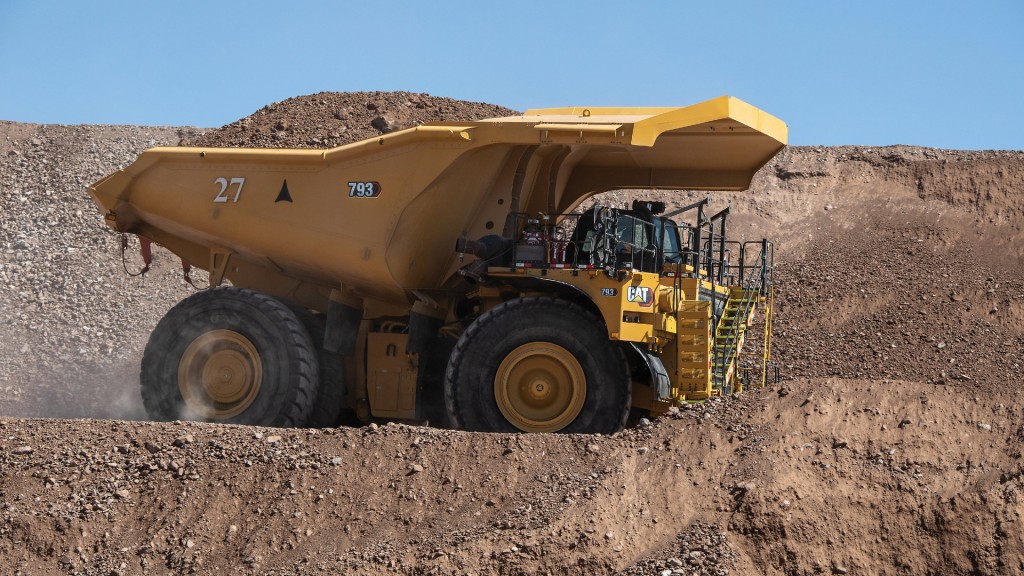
[1, 92, 1023, 575]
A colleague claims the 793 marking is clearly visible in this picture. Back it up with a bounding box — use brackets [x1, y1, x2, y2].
[213, 177, 245, 203]
[348, 181, 381, 198]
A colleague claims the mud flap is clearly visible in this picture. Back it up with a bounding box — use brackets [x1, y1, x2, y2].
[628, 343, 671, 401]
[324, 300, 362, 355]
[407, 312, 443, 356]
[408, 311, 448, 423]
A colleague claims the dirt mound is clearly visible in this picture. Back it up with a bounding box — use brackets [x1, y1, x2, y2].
[2, 92, 1024, 574]
[179, 91, 518, 149]
[3, 381, 1022, 575]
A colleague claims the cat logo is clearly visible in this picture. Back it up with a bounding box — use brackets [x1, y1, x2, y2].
[626, 286, 654, 307]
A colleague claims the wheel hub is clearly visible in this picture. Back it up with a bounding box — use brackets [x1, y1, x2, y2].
[528, 378, 551, 400]
[494, 342, 586, 432]
[179, 330, 262, 419]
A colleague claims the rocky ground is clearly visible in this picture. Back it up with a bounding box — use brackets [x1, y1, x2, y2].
[2, 92, 1023, 575]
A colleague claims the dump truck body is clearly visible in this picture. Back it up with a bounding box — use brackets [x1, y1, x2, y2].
[90, 96, 787, 432]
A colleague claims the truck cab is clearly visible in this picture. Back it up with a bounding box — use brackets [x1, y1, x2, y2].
[562, 200, 685, 274]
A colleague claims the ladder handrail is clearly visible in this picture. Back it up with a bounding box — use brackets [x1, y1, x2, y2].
[712, 241, 773, 390]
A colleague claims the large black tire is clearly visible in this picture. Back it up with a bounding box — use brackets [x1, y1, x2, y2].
[140, 287, 318, 427]
[282, 304, 351, 428]
[445, 297, 631, 434]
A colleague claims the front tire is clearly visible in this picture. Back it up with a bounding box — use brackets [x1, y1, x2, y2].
[445, 297, 630, 434]
[140, 287, 318, 427]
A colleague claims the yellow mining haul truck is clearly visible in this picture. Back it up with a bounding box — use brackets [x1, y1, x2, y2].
[89, 96, 786, 433]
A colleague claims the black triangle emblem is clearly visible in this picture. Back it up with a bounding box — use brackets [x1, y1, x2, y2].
[275, 180, 293, 203]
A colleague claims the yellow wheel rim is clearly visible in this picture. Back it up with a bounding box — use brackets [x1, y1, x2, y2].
[494, 342, 586, 432]
[178, 330, 262, 419]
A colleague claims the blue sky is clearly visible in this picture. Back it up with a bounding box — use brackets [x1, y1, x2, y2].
[1, 1, 1021, 149]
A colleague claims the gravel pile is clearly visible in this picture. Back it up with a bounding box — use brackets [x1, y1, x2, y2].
[773, 222, 1024, 389]
[0, 122, 203, 419]
[180, 91, 518, 149]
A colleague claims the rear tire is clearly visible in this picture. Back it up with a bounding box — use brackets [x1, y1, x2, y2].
[140, 287, 318, 427]
[445, 297, 630, 434]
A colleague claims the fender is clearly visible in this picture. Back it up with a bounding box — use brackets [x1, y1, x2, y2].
[627, 343, 671, 401]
